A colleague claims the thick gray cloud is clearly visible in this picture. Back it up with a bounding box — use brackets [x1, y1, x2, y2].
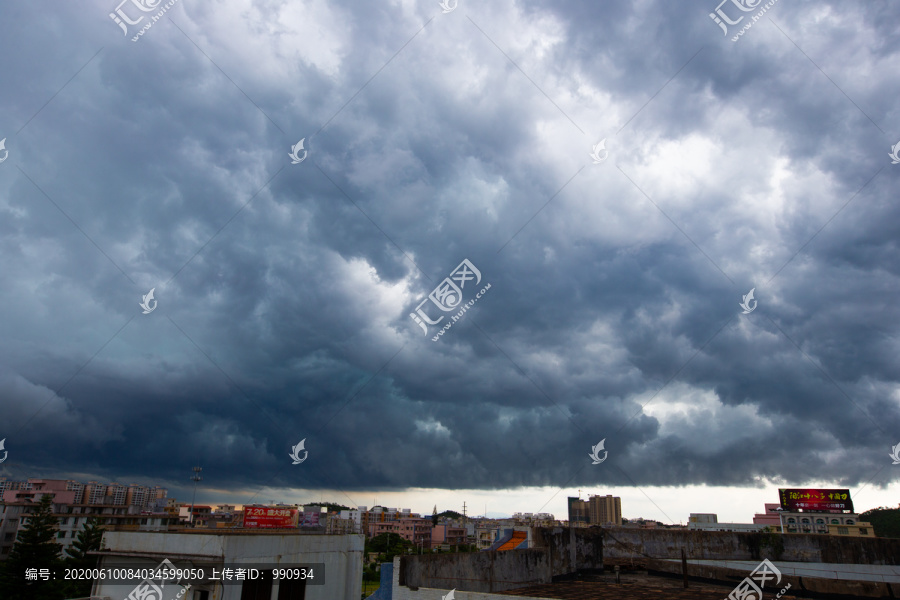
[0, 0, 898, 506]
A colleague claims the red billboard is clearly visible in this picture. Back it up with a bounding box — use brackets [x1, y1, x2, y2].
[242, 506, 299, 528]
[779, 489, 853, 512]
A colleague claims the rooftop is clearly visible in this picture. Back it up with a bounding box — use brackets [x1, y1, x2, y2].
[499, 571, 798, 600]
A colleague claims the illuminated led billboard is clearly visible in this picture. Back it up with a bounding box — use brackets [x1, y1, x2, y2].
[778, 489, 853, 512]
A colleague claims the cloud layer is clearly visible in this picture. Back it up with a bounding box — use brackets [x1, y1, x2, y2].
[0, 0, 898, 508]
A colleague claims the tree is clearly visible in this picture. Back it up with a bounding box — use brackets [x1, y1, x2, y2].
[436, 510, 463, 520]
[63, 516, 105, 598]
[432, 505, 438, 527]
[365, 532, 414, 564]
[859, 506, 900, 538]
[0, 494, 65, 600]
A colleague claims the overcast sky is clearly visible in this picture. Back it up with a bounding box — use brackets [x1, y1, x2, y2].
[1, 0, 898, 523]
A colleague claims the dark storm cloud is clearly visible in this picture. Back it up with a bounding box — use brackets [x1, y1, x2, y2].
[0, 0, 898, 502]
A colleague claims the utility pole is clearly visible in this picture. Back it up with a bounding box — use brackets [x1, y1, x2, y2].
[189, 466, 202, 527]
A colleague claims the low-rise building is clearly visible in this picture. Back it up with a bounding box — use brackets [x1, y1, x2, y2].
[828, 521, 876, 537]
[431, 523, 466, 549]
[91, 530, 363, 600]
[368, 517, 432, 549]
[179, 505, 213, 526]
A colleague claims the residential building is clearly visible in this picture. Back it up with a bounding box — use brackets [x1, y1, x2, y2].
[750, 501, 872, 535]
[512, 512, 557, 527]
[689, 513, 718, 524]
[475, 523, 501, 549]
[179, 504, 212, 526]
[0, 478, 176, 560]
[688, 521, 766, 532]
[359, 505, 420, 538]
[780, 511, 867, 534]
[368, 517, 432, 550]
[431, 523, 466, 549]
[829, 521, 876, 537]
[752, 504, 784, 528]
[588, 494, 622, 526]
[567, 497, 589, 527]
[327, 515, 359, 535]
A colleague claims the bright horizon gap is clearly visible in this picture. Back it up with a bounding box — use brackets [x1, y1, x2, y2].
[183, 482, 900, 523]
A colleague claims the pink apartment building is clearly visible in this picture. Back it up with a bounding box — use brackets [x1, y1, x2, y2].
[368, 517, 432, 549]
[0, 477, 173, 560]
[753, 503, 784, 528]
[430, 523, 466, 549]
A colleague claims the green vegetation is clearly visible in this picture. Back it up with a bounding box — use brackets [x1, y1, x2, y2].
[436, 510, 463, 520]
[362, 579, 380, 596]
[859, 506, 900, 539]
[62, 517, 105, 598]
[301, 501, 350, 512]
[0, 495, 65, 600]
[0, 498, 115, 600]
[365, 532, 415, 562]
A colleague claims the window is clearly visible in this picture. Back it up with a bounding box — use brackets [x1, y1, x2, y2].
[3, 533, 14, 542]
[59, 518, 68, 525]
[801, 518, 810, 524]
[787, 518, 796, 523]
[831, 519, 839, 524]
[846, 520, 854, 525]
[860, 528, 868, 535]
[277, 574, 306, 600]
[837, 527, 849, 535]
[67, 507, 74, 514]
[73, 518, 78, 525]
[1, 546, 11, 555]
[57, 531, 66, 538]
[239, 571, 273, 600]
[815, 519, 824, 524]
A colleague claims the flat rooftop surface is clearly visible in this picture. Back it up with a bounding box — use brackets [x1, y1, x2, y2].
[499, 572, 799, 600]
[663, 559, 900, 583]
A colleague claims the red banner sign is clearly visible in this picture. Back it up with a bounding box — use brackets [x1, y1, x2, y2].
[779, 489, 853, 512]
[242, 507, 298, 528]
